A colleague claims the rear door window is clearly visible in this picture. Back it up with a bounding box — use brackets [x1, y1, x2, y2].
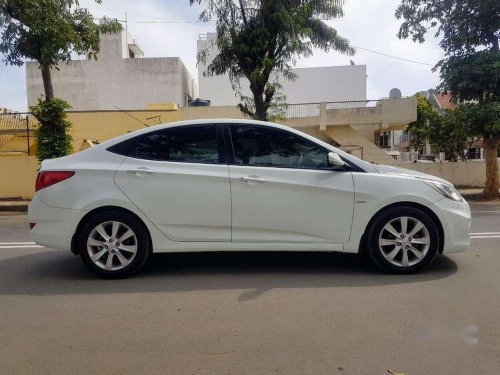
[108, 125, 220, 164]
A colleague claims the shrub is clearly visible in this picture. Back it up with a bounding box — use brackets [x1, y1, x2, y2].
[30, 98, 73, 162]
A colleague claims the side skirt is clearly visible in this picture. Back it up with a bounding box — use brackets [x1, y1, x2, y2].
[152, 242, 344, 253]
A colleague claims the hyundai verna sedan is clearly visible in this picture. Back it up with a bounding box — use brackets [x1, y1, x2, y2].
[28, 119, 471, 278]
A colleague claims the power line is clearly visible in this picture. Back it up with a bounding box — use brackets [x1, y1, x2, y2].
[352, 45, 435, 66]
[112, 105, 150, 127]
[97, 16, 435, 66]
[132, 20, 215, 24]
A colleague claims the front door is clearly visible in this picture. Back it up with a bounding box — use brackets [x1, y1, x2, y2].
[227, 124, 355, 243]
[114, 124, 231, 242]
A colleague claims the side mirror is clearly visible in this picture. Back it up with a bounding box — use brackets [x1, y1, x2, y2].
[328, 152, 347, 168]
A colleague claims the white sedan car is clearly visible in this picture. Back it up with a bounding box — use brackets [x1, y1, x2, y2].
[28, 119, 471, 278]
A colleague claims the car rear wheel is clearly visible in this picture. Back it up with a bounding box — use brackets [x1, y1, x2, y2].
[366, 206, 439, 274]
[78, 210, 151, 278]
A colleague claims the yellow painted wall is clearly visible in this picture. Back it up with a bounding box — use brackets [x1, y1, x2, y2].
[0, 155, 39, 199]
[0, 135, 36, 154]
[146, 103, 178, 111]
[65, 107, 243, 151]
[0, 115, 28, 147]
[67, 110, 181, 151]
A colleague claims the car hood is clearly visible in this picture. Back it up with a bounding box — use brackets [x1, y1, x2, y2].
[373, 164, 452, 185]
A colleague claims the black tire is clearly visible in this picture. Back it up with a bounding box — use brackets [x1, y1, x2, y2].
[365, 206, 439, 274]
[77, 210, 151, 278]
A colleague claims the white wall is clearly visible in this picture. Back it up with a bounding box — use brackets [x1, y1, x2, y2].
[26, 32, 198, 110]
[403, 160, 497, 188]
[197, 34, 366, 106]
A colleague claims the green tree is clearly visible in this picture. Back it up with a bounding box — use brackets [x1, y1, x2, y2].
[396, 0, 500, 198]
[407, 94, 437, 153]
[30, 98, 73, 162]
[0, 0, 122, 100]
[428, 105, 478, 162]
[0, 0, 121, 160]
[190, 0, 354, 121]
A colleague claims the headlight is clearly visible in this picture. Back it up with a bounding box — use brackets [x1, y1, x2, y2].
[423, 180, 463, 202]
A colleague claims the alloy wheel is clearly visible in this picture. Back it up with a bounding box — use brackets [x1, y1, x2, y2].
[87, 221, 138, 271]
[378, 216, 431, 268]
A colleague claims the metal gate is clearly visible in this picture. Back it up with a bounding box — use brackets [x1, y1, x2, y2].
[0, 112, 38, 155]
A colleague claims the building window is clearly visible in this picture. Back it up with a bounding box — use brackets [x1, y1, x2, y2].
[376, 131, 390, 148]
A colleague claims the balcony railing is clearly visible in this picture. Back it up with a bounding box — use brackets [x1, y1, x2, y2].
[325, 100, 381, 117]
[284, 103, 321, 118]
[283, 100, 383, 119]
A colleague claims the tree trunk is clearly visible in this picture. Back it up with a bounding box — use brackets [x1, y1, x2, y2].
[40, 65, 54, 100]
[252, 91, 267, 121]
[483, 136, 500, 199]
[248, 80, 268, 121]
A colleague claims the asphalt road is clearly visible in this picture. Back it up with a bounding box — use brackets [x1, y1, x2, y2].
[0, 202, 499, 375]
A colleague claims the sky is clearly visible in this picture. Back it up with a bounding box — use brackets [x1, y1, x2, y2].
[0, 0, 444, 111]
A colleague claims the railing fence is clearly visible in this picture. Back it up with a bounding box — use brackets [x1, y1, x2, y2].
[0, 113, 38, 155]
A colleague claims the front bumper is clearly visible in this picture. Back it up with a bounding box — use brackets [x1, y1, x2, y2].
[28, 195, 82, 251]
[430, 197, 471, 254]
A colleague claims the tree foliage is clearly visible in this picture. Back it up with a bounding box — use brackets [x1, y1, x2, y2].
[396, 0, 500, 198]
[0, 0, 122, 68]
[396, 0, 499, 55]
[0, 0, 122, 99]
[0, 0, 121, 160]
[436, 52, 500, 104]
[408, 94, 437, 153]
[409, 95, 483, 162]
[428, 105, 478, 162]
[190, 0, 354, 121]
[31, 98, 72, 162]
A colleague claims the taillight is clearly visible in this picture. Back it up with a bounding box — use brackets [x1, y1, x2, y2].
[35, 171, 75, 191]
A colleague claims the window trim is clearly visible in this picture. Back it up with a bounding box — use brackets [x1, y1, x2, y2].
[225, 123, 360, 172]
[107, 123, 225, 165]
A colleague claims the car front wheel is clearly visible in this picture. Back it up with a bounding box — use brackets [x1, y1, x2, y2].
[78, 210, 151, 278]
[366, 206, 440, 274]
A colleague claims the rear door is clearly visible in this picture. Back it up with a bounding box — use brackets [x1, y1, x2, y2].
[112, 124, 231, 242]
[227, 124, 355, 244]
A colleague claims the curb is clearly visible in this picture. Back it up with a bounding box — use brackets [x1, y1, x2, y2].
[0, 203, 29, 212]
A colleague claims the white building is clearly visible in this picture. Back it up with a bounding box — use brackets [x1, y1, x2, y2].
[197, 33, 366, 106]
[26, 27, 198, 110]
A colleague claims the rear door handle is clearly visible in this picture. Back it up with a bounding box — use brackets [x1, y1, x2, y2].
[241, 176, 266, 183]
[126, 167, 154, 176]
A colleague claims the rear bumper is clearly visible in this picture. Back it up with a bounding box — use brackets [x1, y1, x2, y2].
[28, 195, 82, 251]
[430, 197, 471, 254]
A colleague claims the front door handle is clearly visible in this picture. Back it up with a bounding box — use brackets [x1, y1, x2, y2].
[126, 167, 154, 176]
[241, 176, 266, 183]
